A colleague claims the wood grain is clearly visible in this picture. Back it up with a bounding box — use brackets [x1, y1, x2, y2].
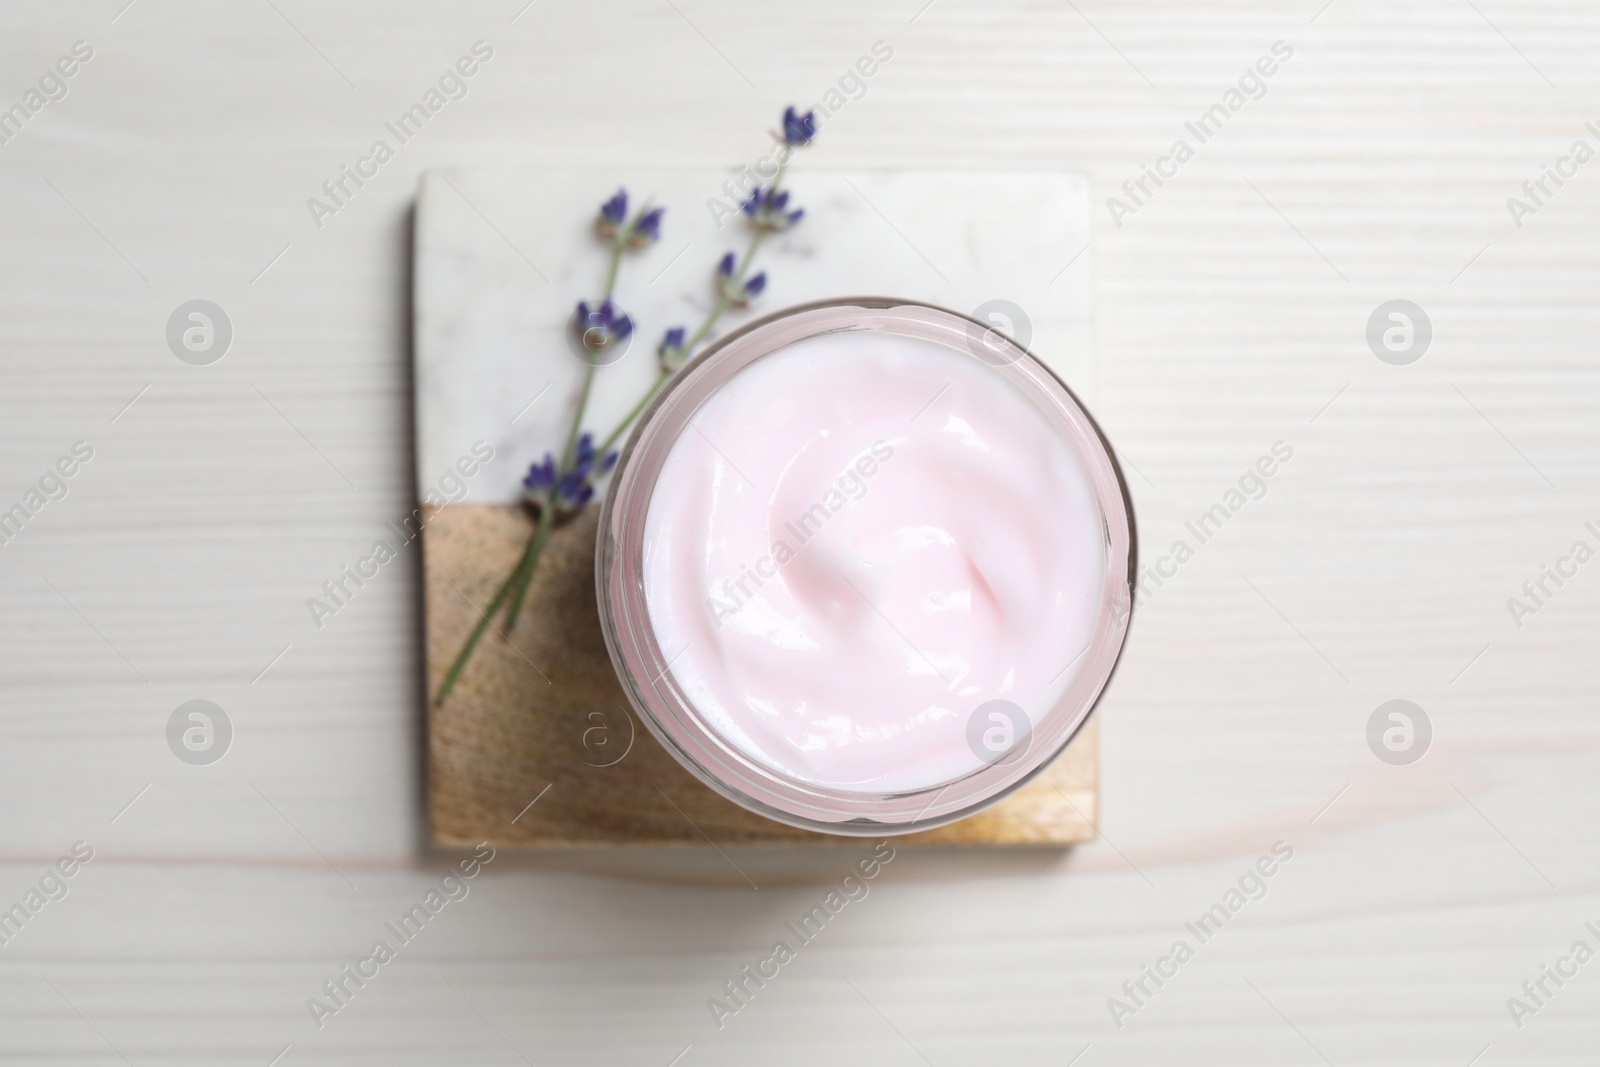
[2, 0, 1599, 1063]
[424, 502, 1098, 846]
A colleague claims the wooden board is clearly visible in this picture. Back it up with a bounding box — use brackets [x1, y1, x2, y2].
[424, 501, 1099, 847]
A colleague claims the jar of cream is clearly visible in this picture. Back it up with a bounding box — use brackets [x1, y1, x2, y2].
[598, 299, 1134, 835]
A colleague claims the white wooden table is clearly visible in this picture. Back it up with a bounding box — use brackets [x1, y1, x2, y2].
[2, 1, 1597, 1063]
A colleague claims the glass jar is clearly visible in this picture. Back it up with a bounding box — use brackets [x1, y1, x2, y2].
[597, 298, 1134, 835]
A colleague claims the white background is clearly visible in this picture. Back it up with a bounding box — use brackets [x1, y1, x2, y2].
[2, 1, 1598, 1063]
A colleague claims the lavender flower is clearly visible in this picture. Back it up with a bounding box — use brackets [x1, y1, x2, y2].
[597, 189, 628, 238]
[782, 106, 818, 146]
[715, 256, 769, 308]
[576, 432, 616, 473]
[555, 468, 594, 509]
[628, 206, 665, 247]
[658, 326, 688, 373]
[742, 187, 805, 232]
[522, 454, 556, 494]
[528, 433, 616, 510]
[598, 189, 664, 249]
[574, 298, 633, 355]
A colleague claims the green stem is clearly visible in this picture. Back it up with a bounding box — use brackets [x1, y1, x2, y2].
[561, 360, 598, 470]
[435, 212, 647, 702]
[503, 500, 556, 632]
[598, 369, 670, 457]
[684, 225, 767, 352]
[563, 233, 631, 470]
[434, 527, 540, 705]
[734, 226, 768, 286]
[683, 295, 729, 354]
[602, 238, 624, 299]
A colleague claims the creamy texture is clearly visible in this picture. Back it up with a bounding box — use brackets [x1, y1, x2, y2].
[642, 331, 1103, 793]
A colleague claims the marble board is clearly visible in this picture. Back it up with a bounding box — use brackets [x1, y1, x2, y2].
[412, 167, 1098, 846]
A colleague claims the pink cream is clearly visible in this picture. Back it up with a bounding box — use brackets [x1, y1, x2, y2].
[641, 329, 1103, 794]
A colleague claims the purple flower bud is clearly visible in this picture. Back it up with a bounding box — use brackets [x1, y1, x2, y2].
[632, 206, 664, 244]
[600, 450, 619, 473]
[658, 326, 689, 373]
[600, 299, 631, 336]
[556, 468, 594, 508]
[744, 272, 767, 297]
[600, 189, 627, 225]
[575, 299, 633, 354]
[783, 106, 817, 146]
[716, 252, 736, 278]
[523, 454, 557, 493]
[742, 185, 805, 233]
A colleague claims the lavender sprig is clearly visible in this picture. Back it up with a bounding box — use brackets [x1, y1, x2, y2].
[595, 108, 816, 457]
[434, 191, 649, 704]
[434, 107, 818, 705]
